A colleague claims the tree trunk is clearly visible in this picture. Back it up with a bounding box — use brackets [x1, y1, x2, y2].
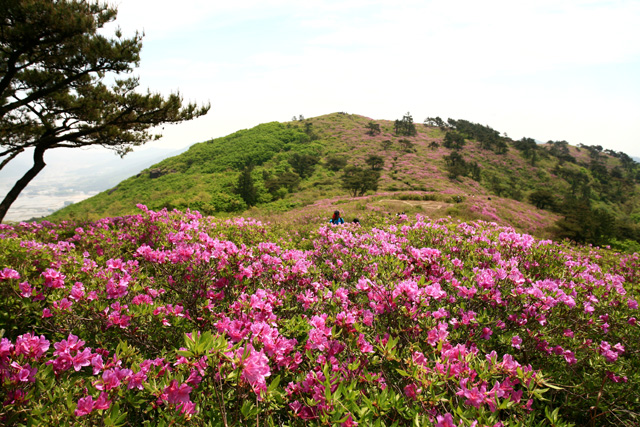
[0, 144, 47, 222]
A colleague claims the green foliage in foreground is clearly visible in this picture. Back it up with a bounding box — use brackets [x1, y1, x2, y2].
[1, 207, 639, 426]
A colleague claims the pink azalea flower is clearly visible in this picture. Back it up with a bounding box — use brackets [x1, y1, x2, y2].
[91, 354, 104, 375]
[165, 380, 193, 407]
[239, 345, 271, 399]
[1, 268, 20, 280]
[11, 362, 37, 382]
[42, 268, 65, 288]
[404, 383, 421, 399]
[96, 369, 121, 390]
[511, 336, 522, 349]
[15, 333, 49, 359]
[94, 392, 111, 410]
[18, 282, 32, 298]
[69, 282, 85, 300]
[128, 371, 147, 390]
[481, 327, 493, 340]
[72, 348, 93, 371]
[436, 413, 458, 427]
[563, 350, 577, 364]
[357, 334, 374, 353]
[75, 396, 94, 417]
[53, 298, 73, 311]
[342, 414, 358, 426]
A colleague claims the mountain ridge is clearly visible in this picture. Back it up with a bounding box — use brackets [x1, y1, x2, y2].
[46, 112, 640, 250]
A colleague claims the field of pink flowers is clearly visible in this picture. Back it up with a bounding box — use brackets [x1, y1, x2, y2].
[1, 205, 639, 426]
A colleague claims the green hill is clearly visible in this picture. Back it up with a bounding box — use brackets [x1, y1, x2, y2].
[48, 112, 640, 250]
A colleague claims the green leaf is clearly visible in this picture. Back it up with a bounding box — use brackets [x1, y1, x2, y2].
[396, 369, 409, 377]
[268, 375, 281, 392]
[241, 399, 255, 418]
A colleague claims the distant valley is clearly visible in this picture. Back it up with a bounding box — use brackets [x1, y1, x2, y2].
[0, 146, 187, 221]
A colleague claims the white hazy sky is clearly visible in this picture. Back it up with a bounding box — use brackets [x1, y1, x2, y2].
[101, 0, 640, 157]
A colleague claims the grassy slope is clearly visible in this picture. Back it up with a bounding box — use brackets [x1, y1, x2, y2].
[47, 112, 639, 240]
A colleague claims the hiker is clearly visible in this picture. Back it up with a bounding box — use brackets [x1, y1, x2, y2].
[329, 210, 344, 225]
[352, 218, 360, 225]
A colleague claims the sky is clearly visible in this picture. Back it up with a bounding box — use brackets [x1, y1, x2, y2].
[99, 0, 640, 157]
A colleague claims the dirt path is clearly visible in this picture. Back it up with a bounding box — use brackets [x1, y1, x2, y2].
[374, 199, 450, 212]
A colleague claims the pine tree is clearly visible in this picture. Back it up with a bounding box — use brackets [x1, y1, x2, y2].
[0, 0, 209, 221]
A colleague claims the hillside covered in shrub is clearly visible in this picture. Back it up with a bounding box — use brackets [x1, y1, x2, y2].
[47, 113, 640, 250]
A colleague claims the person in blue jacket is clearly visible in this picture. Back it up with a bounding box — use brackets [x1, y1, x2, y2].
[330, 210, 344, 224]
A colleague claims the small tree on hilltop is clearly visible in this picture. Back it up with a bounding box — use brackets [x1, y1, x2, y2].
[394, 112, 417, 136]
[514, 137, 539, 166]
[424, 116, 447, 130]
[381, 140, 393, 151]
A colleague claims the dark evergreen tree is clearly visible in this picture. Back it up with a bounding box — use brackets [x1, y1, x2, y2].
[365, 155, 385, 171]
[555, 167, 590, 197]
[341, 166, 380, 197]
[546, 140, 575, 164]
[424, 117, 446, 129]
[443, 151, 467, 179]
[394, 112, 417, 136]
[554, 200, 616, 246]
[304, 121, 313, 135]
[303, 121, 319, 141]
[325, 155, 348, 171]
[617, 151, 636, 172]
[398, 139, 415, 152]
[528, 190, 557, 210]
[589, 160, 609, 184]
[513, 137, 539, 166]
[235, 165, 257, 207]
[443, 131, 466, 149]
[381, 140, 393, 150]
[288, 153, 319, 178]
[366, 121, 381, 136]
[445, 119, 505, 153]
[264, 171, 301, 197]
[468, 161, 482, 181]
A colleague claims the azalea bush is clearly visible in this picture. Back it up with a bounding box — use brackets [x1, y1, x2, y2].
[1, 205, 639, 426]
